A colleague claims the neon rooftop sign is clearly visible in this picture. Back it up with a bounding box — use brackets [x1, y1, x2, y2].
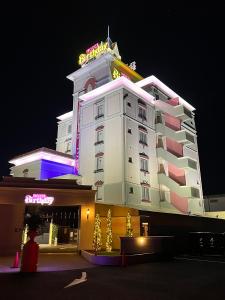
[78, 42, 109, 66]
[25, 194, 54, 205]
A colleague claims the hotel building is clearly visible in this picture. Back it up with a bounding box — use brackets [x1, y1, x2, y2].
[1, 39, 206, 255]
[55, 39, 204, 216]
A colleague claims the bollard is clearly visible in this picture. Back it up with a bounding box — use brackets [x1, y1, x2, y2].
[11, 251, 20, 268]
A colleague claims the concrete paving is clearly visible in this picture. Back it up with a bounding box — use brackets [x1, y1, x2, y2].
[0, 253, 96, 273]
[1, 258, 225, 299]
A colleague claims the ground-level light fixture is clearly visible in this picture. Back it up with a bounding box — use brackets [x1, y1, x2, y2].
[86, 208, 90, 220]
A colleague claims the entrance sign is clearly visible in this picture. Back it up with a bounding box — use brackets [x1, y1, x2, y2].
[78, 42, 109, 66]
[25, 194, 54, 205]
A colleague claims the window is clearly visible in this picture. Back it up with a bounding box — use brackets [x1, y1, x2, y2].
[23, 169, 29, 177]
[210, 199, 218, 203]
[140, 158, 148, 172]
[127, 102, 131, 107]
[129, 187, 134, 194]
[128, 128, 132, 134]
[67, 124, 72, 134]
[128, 157, 133, 163]
[97, 130, 103, 142]
[96, 157, 103, 170]
[96, 186, 103, 200]
[138, 106, 147, 120]
[65, 142, 71, 153]
[139, 131, 147, 145]
[95, 102, 104, 119]
[142, 186, 149, 201]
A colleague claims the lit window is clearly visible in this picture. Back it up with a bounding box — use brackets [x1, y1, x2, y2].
[139, 131, 147, 145]
[140, 158, 148, 172]
[142, 186, 149, 201]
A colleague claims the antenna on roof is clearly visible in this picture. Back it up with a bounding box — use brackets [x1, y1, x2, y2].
[106, 25, 112, 48]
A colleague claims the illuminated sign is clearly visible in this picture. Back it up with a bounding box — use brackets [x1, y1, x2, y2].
[25, 194, 54, 205]
[112, 68, 129, 80]
[112, 68, 121, 79]
[129, 61, 136, 71]
[78, 42, 109, 66]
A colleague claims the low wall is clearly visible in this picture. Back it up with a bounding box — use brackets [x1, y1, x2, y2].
[120, 236, 174, 257]
[81, 250, 121, 266]
[0, 204, 25, 255]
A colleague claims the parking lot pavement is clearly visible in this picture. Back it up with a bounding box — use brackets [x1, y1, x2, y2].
[0, 253, 96, 273]
[1, 258, 225, 299]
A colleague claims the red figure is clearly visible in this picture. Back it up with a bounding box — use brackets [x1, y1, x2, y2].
[20, 231, 39, 272]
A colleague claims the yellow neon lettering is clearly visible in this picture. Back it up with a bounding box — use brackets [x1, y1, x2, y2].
[78, 42, 109, 65]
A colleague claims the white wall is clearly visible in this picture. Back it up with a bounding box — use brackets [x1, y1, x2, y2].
[56, 117, 73, 154]
[10, 160, 41, 179]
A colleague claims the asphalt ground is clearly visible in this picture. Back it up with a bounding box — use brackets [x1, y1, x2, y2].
[0, 258, 225, 300]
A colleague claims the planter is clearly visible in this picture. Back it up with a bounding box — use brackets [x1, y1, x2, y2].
[81, 250, 121, 266]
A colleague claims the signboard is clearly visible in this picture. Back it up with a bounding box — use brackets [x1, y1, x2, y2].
[112, 68, 129, 80]
[25, 194, 54, 205]
[78, 42, 109, 66]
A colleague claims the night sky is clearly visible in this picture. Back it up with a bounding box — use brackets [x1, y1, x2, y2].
[0, 3, 224, 196]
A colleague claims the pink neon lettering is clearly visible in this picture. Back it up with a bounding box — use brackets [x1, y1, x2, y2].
[86, 43, 99, 54]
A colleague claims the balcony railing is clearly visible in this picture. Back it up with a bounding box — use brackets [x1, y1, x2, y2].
[138, 114, 147, 121]
[94, 140, 104, 146]
[95, 114, 104, 120]
[139, 140, 148, 146]
[94, 169, 104, 173]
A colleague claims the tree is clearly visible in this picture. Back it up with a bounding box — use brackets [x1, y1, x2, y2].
[92, 213, 102, 254]
[126, 212, 133, 237]
[106, 209, 113, 252]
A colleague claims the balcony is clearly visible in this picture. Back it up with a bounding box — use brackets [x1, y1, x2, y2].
[155, 100, 192, 121]
[156, 123, 195, 145]
[158, 173, 200, 198]
[156, 147, 197, 170]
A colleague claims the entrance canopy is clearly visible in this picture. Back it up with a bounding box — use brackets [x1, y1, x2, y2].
[0, 177, 95, 206]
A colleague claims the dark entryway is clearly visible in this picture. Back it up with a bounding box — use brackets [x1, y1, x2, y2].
[24, 205, 80, 245]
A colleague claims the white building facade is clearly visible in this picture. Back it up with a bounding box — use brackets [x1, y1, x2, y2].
[10, 39, 204, 215]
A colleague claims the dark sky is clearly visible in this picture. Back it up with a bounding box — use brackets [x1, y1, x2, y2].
[0, 2, 224, 196]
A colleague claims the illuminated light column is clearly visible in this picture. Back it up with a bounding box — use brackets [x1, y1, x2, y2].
[48, 219, 53, 245]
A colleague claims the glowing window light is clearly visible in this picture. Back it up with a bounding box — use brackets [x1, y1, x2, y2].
[25, 194, 54, 205]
